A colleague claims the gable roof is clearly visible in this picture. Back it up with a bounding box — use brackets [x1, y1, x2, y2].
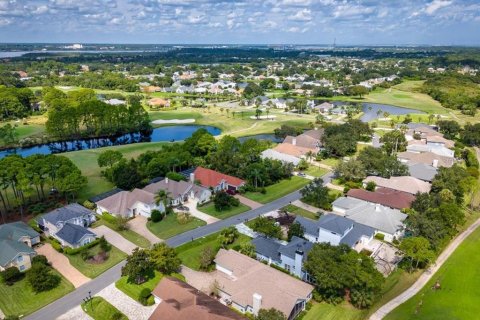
[193, 167, 245, 188]
[273, 143, 314, 158]
[363, 176, 431, 195]
[251, 236, 282, 263]
[278, 236, 314, 261]
[96, 188, 155, 216]
[260, 149, 301, 165]
[0, 222, 38, 266]
[55, 223, 96, 246]
[407, 163, 438, 182]
[143, 179, 192, 198]
[283, 129, 323, 150]
[150, 277, 246, 320]
[397, 151, 454, 168]
[39, 203, 92, 226]
[317, 214, 354, 235]
[213, 249, 313, 317]
[346, 188, 415, 210]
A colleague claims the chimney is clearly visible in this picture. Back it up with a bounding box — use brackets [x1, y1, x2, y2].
[165, 177, 169, 184]
[294, 249, 304, 278]
[292, 138, 297, 146]
[190, 172, 195, 183]
[432, 159, 438, 168]
[252, 293, 262, 315]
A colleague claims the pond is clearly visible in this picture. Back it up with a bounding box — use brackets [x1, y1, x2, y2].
[0, 125, 221, 159]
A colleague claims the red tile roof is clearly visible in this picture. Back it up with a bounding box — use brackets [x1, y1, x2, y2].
[346, 187, 415, 210]
[194, 167, 245, 188]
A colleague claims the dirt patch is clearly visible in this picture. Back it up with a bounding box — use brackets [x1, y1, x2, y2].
[87, 251, 109, 264]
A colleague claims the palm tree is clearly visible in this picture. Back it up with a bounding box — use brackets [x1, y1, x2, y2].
[428, 113, 434, 124]
[305, 151, 315, 164]
[155, 190, 172, 213]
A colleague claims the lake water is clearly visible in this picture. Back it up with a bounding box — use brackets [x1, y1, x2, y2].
[0, 125, 221, 159]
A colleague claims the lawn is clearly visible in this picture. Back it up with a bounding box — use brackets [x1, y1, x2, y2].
[149, 110, 203, 121]
[303, 166, 329, 178]
[91, 217, 151, 248]
[303, 302, 365, 320]
[147, 212, 206, 239]
[282, 204, 318, 220]
[176, 232, 251, 270]
[197, 202, 250, 219]
[66, 243, 127, 278]
[243, 176, 310, 204]
[319, 157, 341, 168]
[81, 297, 127, 320]
[0, 270, 74, 317]
[386, 226, 480, 320]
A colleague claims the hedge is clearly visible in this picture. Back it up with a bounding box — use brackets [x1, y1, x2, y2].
[63, 239, 101, 255]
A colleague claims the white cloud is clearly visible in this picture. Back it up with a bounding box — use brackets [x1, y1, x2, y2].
[425, 0, 453, 15]
[289, 8, 312, 21]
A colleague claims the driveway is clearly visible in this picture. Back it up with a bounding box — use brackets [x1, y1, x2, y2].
[292, 200, 320, 214]
[90, 225, 138, 255]
[235, 194, 262, 209]
[35, 243, 90, 288]
[183, 200, 220, 224]
[128, 216, 162, 244]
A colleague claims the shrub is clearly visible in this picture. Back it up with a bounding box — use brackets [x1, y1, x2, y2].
[1, 267, 22, 285]
[213, 191, 239, 211]
[99, 236, 111, 252]
[374, 233, 385, 241]
[63, 239, 100, 255]
[166, 171, 186, 181]
[50, 237, 63, 253]
[83, 200, 96, 210]
[467, 167, 479, 178]
[27, 263, 61, 293]
[81, 250, 93, 261]
[177, 212, 193, 225]
[32, 255, 49, 266]
[365, 181, 376, 191]
[139, 288, 152, 306]
[151, 209, 163, 223]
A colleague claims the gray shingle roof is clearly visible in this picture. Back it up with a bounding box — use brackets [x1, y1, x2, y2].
[0, 222, 38, 266]
[317, 214, 354, 235]
[340, 223, 375, 247]
[293, 216, 319, 237]
[55, 223, 96, 246]
[39, 203, 92, 226]
[0, 221, 39, 240]
[252, 236, 282, 263]
[278, 236, 313, 261]
[332, 197, 365, 211]
[408, 163, 438, 182]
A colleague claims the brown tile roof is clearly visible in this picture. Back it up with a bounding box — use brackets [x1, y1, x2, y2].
[346, 188, 415, 210]
[95, 188, 155, 216]
[143, 179, 192, 199]
[397, 151, 454, 168]
[273, 143, 314, 158]
[148, 98, 170, 106]
[194, 167, 245, 188]
[213, 249, 313, 317]
[150, 277, 246, 320]
[283, 129, 323, 150]
[363, 176, 431, 195]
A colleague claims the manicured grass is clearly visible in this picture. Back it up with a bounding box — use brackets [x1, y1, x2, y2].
[319, 157, 340, 167]
[303, 302, 364, 320]
[149, 110, 203, 121]
[176, 232, 251, 270]
[0, 270, 74, 317]
[116, 270, 163, 304]
[66, 244, 127, 278]
[147, 212, 206, 239]
[81, 297, 127, 320]
[386, 226, 480, 320]
[243, 176, 310, 204]
[303, 166, 329, 177]
[92, 217, 151, 248]
[282, 204, 318, 220]
[197, 202, 250, 219]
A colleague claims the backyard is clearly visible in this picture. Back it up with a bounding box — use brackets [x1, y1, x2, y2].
[0, 270, 74, 317]
[197, 202, 250, 220]
[81, 297, 127, 320]
[243, 176, 310, 204]
[146, 212, 206, 239]
[386, 226, 480, 320]
[65, 243, 127, 278]
[175, 232, 251, 270]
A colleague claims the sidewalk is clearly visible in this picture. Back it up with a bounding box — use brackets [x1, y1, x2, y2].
[370, 217, 480, 319]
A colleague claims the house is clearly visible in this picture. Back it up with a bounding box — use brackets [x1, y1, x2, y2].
[397, 151, 454, 168]
[192, 167, 245, 192]
[294, 215, 375, 251]
[211, 249, 313, 319]
[148, 98, 171, 108]
[346, 188, 415, 210]
[332, 197, 408, 242]
[0, 222, 40, 272]
[312, 102, 334, 113]
[407, 163, 438, 182]
[38, 203, 96, 237]
[150, 277, 246, 320]
[96, 188, 160, 218]
[54, 223, 97, 249]
[406, 143, 454, 158]
[143, 177, 212, 206]
[363, 176, 431, 195]
[260, 149, 301, 166]
[272, 129, 323, 159]
[252, 236, 313, 281]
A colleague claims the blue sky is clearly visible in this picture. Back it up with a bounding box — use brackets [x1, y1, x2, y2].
[0, 0, 479, 45]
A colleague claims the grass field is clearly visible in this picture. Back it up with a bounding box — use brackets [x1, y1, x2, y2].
[243, 176, 310, 204]
[66, 244, 127, 278]
[281, 204, 318, 220]
[386, 226, 480, 320]
[0, 270, 74, 317]
[303, 166, 329, 177]
[175, 232, 251, 270]
[147, 212, 206, 239]
[91, 217, 151, 248]
[197, 202, 250, 219]
[81, 297, 127, 320]
[116, 270, 162, 304]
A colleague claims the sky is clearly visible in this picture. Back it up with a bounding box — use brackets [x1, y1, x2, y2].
[0, 0, 479, 45]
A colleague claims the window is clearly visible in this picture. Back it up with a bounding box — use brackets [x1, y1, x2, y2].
[19, 265, 25, 271]
[17, 255, 23, 263]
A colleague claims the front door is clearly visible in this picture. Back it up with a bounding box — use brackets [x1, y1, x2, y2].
[132, 208, 137, 217]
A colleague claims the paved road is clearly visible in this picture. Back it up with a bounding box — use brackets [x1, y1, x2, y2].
[369, 216, 480, 320]
[25, 172, 333, 320]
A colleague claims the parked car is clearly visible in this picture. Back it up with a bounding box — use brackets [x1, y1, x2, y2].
[297, 172, 306, 177]
[177, 205, 189, 211]
[226, 189, 236, 195]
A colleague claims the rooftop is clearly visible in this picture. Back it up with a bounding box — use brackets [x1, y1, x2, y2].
[363, 176, 431, 195]
[39, 203, 92, 226]
[193, 167, 245, 188]
[346, 188, 415, 210]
